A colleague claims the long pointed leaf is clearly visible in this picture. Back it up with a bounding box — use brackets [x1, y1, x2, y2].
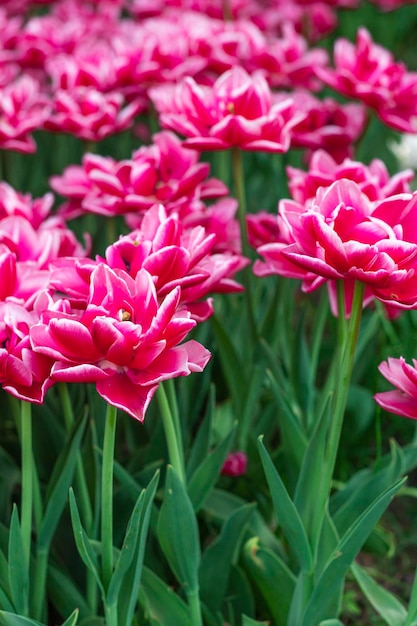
[258, 437, 313, 571]
[351, 562, 407, 626]
[301, 478, 405, 626]
[140, 567, 191, 626]
[199, 503, 256, 612]
[8, 507, 28, 616]
[68, 490, 104, 598]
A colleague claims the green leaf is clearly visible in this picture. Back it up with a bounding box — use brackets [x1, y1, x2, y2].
[60, 610, 79, 626]
[117, 471, 160, 626]
[294, 393, 332, 550]
[331, 440, 405, 537]
[47, 565, 93, 622]
[351, 562, 407, 626]
[8, 506, 28, 616]
[68, 489, 104, 598]
[257, 436, 313, 571]
[405, 564, 417, 625]
[211, 314, 247, 417]
[318, 621, 344, 626]
[106, 489, 146, 606]
[140, 567, 191, 626]
[199, 503, 255, 612]
[0, 613, 43, 626]
[242, 537, 296, 626]
[186, 385, 215, 480]
[301, 478, 406, 626]
[157, 466, 200, 594]
[187, 424, 236, 512]
[38, 413, 87, 550]
[241, 616, 269, 626]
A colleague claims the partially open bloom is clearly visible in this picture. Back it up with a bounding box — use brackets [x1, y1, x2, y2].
[221, 451, 248, 476]
[316, 27, 417, 132]
[149, 66, 303, 152]
[375, 357, 417, 419]
[31, 264, 211, 421]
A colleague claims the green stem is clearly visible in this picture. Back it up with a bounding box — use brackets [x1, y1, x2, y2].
[20, 401, 33, 570]
[187, 589, 203, 626]
[325, 280, 366, 487]
[31, 548, 48, 621]
[59, 384, 96, 610]
[101, 403, 118, 591]
[156, 383, 186, 485]
[59, 384, 93, 531]
[231, 147, 257, 345]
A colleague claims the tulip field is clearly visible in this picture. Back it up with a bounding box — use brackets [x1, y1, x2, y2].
[2, 0, 417, 624]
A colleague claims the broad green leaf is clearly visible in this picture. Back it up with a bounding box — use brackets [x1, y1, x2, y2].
[331, 440, 405, 537]
[211, 314, 247, 417]
[47, 565, 93, 622]
[8, 506, 28, 616]
[140, 567, 191, 626]
[242, 616, 269, 625]
[226, 565, 255, 621]
[61, 610, 79, 626]
[186, 385, 215, 480]
[318, 621, 344, 625]
[294, 393, 332, 550]
[258, 437, 313, 571]
[188, 424, 236, 512]
[106, 489, 146, 607]
[242, 537, 296, 626]
[301, 478, 405, 626]
[38, 413, 87, 550]
[68, 489, 104, 598]
[0, 614, 43, 626]
[157, 466, 200, 594]
[117, 471, 159, 626]
[405, 564, 417, 626]
[199, 503, 255, 612]
[351, 562, 407, 626]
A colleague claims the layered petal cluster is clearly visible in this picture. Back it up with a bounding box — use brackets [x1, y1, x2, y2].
[149, 66, 304, 152]
[49, 204, 248, 322]
[30, 264, 211, 421]
[0, 183, 89, 306]
[50, 130, 228, 219]
[287, 150, 414, 204]
[255, 178, 417, 311]
[0, 75, 51, 153]
[375, 357, 417, 419]
[275, 90, 367, 162]
[316, 27, 417, 132]
[0, 300, 54, 403]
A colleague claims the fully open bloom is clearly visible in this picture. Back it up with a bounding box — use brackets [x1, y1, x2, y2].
[50, 131, 228, 219]
[287, 149, 414, 203]
[254, 178, 417, 313]
[31, 264, 211, 421]
[149, 66, 303, 152]
[375, 357, 417, 419]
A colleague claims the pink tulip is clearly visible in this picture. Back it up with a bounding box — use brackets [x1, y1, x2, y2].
[149, 66, 303, 152]
[221, 451, 248, 476]
[0, 300, 54, 403]
[317, 27, 417, 133]
[287, 150, 414, 204]
[31, 264, 211, 421]
[375, 357, 417, 419]
[0, 75, 50, 153]
[51, 131, 228, 219]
